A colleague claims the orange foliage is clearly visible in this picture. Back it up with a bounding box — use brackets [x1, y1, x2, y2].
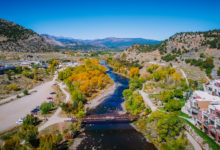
[67, 59, 112, 96]
[129, 67, 139, 78]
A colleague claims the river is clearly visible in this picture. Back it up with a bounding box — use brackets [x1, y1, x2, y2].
[76, 61, 156, 150]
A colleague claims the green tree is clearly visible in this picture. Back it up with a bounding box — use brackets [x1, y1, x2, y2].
[23, 114, 39, 126]
[18, 125, 38, 147]
[159, 90, 174, 102]
[40, 102, 53, 114]
[71, 121, 81, 136]
[71, 89, 85, 103]
[129, 77, 145, 91]
[217, 67, 220, 76]
[165, 99, 181, 112]
[122, 89, 133, 100]
[156, 114, 182, 141]
[38, 134, 61, 150]
[174, 89, 183, 98]
[15, 66, 23, 74]
[2, 136, 25, 150]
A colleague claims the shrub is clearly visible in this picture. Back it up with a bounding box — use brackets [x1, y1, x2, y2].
[7, 83, 20, 91]
[22, 70, 34, 79]
[2, 137, 24, 150]
[23, 89, 28, 95]
[200, 53, 205, 58]
[40, 102, 53, 114]
[38, 134, 61, 150]
[146, 64, 159, 74]
[161, 53, 177, 62]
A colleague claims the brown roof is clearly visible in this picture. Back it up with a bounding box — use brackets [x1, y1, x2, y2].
[197, 101, 211, 111]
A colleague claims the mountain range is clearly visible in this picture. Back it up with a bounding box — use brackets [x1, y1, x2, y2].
[41, 34, 161, 50]
[0, 19, 161, 52]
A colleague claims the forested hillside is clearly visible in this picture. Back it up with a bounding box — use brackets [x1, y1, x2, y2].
[0, 19, 54, 52]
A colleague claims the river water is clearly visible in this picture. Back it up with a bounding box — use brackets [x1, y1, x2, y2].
[76, 61, 156, 150]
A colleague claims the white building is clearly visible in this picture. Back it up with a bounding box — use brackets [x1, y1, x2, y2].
[207, 80, 220, 96]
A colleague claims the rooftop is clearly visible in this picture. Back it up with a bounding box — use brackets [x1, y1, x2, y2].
[193, 91, 220, 102]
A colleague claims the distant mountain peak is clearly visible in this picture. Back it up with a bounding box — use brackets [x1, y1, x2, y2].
[42, 34, 161, 50]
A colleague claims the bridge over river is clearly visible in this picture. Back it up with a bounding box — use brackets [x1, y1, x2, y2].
[69, 113, 139, 124]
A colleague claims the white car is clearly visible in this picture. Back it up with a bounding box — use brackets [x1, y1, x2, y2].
[16, 118, 24, 125]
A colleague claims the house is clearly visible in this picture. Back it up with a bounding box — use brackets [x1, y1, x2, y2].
[184, 91, 220, 142]
[185, 90, 220, 116]
[207, 80, 220, 97]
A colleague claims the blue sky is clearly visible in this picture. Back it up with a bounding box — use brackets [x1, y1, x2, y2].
[0, 0, 220, 40]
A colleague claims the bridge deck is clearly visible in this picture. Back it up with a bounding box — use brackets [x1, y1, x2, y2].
[71, 113, 138, 123]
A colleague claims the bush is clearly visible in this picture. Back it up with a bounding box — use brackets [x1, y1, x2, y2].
[40, 102, 53, 114]
[200, 53, 205, 58]
[38, 134, 61, 150]
[23, 89, 28, 95]
[7, 83, 20, 91]
[146, 64, 159, 74]
[161, 53, 177, 62]
[22, 70, 34, 79]
[2, 137, 25, 150]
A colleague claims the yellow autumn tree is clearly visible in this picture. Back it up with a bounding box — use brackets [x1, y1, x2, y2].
[171, 72, 182, 82]
[129, 67, 139, 78]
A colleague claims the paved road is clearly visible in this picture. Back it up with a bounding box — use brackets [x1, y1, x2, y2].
[0, 74, 58, 132]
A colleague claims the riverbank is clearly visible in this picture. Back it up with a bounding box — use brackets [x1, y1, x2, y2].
[130, 123, 160, 150]
[70, 83, 116, 149]
[84, 83, 116, 111]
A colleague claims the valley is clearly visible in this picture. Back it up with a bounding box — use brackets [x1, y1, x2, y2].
[0, 14, 220, 150]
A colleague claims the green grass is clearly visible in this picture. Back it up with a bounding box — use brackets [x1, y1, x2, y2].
[178, 110, 191, 119]
[158, 107, 166, 111]
[181, 118, 220, 150]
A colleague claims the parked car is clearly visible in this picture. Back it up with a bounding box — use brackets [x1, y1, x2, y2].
[47, 97, 53, 100]
[35, 106, 40, 111]
[16, 118, 24, 124]
[48, 100, 54, 103]
[50, 92, 56, 95]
